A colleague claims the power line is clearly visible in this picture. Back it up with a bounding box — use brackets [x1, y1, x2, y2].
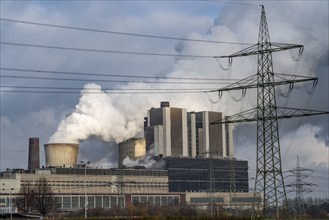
[0, 90, 208, 95]
[0, 85, 217, 91]
[0, 74, 230, 85]
[0, 41, 223, 58]
[0, 67, 240, 81]
[0, 85, 217, 94]
[0, 18, 253, 46]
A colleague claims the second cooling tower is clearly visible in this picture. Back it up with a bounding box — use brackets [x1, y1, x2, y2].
[44, 143, 79, 168]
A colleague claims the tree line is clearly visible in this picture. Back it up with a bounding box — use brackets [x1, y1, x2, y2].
[15, 176, 59, 216]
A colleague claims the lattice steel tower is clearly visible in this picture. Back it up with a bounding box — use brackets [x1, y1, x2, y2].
[286, 156, 316, 219]
[254, 6, 286, 217]
[210, 5, 328, 219]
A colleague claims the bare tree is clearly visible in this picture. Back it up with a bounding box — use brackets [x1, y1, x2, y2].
[15, 181, 35, 213]
[34, 176, 59, 216]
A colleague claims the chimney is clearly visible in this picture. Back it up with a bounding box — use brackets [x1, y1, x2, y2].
[28, 137, 40, 170]
[160, 101, 170, 108]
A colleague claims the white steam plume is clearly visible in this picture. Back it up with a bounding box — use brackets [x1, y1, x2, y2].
[49, 3, 327, 155]
[123, 149, 164, 169]
[49, 83, 149, 144]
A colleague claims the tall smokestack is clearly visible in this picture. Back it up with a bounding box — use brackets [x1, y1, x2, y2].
[28, 137, 40, 170]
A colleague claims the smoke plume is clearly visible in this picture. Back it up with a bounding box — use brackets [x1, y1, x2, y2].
[49, 3, 328, 174]
[49, 83, 149, 144]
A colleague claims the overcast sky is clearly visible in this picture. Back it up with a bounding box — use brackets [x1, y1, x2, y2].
[0, 1, 328, 198]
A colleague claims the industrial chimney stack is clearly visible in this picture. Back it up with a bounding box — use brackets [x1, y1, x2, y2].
[28, 137, 40, 170]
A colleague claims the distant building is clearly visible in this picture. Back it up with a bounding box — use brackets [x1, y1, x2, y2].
[118, 138, 146, 168]
[145, 102, 234, 158]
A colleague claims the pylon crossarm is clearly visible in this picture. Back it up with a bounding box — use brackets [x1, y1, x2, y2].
[209, 74, 257, 93]
[286, 173, 311, 179]
[215, 43, 303, 59]
[286, 183, 310, 188]
[211, 107, 328, 125]
[285, 167, 314, 173]
[208, 73, 317, 93]
[211, 108, 257, 124]
[275, 107, 329, 119]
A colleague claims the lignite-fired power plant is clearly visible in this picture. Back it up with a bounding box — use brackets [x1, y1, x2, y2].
[27, 101, 236, 169]
[5, 102, 252, 214]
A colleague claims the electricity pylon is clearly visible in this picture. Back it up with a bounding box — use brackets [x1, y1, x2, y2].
[118, 169, 125, 208]
[210, 5, 329, 219]
[286, 156, 316, 219]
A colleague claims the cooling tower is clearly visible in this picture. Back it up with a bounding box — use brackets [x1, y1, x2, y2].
[28, 137, 40, 170]
[44, 143, 79, 168]
[118, 138, 146, 168]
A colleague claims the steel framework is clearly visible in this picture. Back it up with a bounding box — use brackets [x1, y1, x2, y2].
[210, 5, 328, 219]
[286, 156, 316, 219]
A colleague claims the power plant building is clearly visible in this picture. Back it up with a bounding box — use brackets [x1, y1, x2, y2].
[145, 102, 234, 158]
[164, 157, 249, 193]
[0, 99, 250, 215]
[0, 163, 253, 212]
[144, 101, 188, 157]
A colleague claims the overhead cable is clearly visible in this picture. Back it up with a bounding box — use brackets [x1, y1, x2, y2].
[0, 90, 207, 94]
[0, 18, 253, 46]
[0, 85, 217, 91]
[0, 67, 240, 81]
[1, 41, 219, 58]
[0, 74, 231, 85]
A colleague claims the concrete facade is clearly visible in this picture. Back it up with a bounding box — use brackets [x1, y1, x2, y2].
[185, 191, 259, 209]
[145, 103, 234, 159]
[0, 168, 170, 211]
[145, 102, 188, 157]
[0, 165, 253, 212]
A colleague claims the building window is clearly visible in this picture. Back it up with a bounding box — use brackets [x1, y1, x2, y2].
[110, 196, 118, 207]
[155, 196, 160, 206]
[161, 196, 167, 206]
[72, 197, 79, 209]
[132, 196, 139, 206]
[95, 196, 102, 208]
[80, 197, 85, 209]
[88, 196, 94, 208]
[103, 196, 110, 208]
[63, 197, 71, 209]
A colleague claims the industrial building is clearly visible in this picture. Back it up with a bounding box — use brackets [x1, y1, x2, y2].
[164, 157, 248, 193]
[0, 168, 182, 211]
[0, 103, 254, 215]
[144, 101, 188, 157]
[0, 164, 253, 212]
[189, 111, 234, 158]
[144, 102, 234, 159]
